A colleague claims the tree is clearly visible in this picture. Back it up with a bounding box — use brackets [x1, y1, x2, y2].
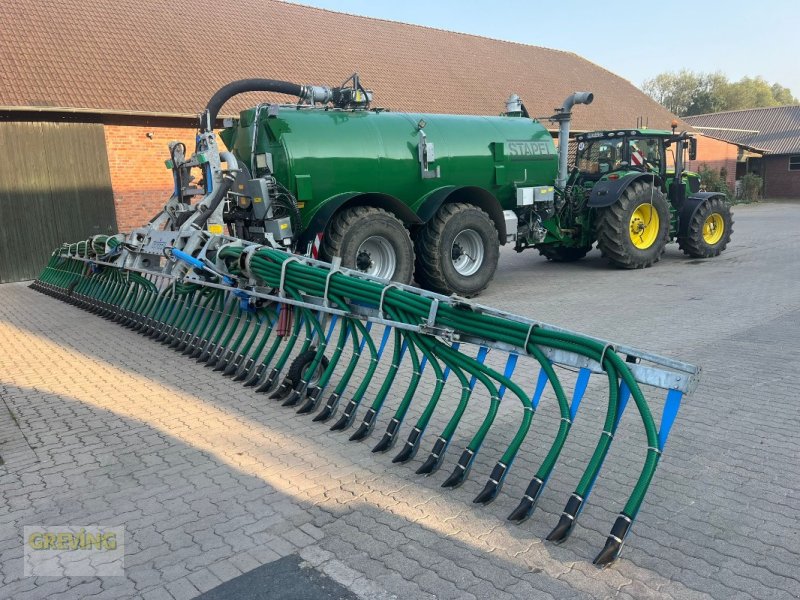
[641, 70, 703, 116]
[720, 76, 778, 111]
[772, 83, 796, 105]
[686, 72, 728, 116]
[641, 71, 798, 116]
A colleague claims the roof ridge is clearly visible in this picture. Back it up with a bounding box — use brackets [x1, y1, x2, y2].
[686, 104, 800, 119]
[276, 0, 573, 56]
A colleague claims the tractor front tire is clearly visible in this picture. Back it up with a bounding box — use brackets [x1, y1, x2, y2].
[415, 203, 499, 297]
[321, 207, 414, 284]
[537, 245, 592, 262]
[595, 181, 670, 269]
[677, 198, 733, 258]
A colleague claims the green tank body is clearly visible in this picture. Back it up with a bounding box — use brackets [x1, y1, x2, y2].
[221, 107, 559, 231]
[208, 81, 595, 296]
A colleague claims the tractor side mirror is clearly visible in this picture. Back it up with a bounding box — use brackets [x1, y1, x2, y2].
[688, 137, 697, 161]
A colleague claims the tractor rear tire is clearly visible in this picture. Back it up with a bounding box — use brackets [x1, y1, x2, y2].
[595, 181, 670, 269]
[537, 245, 592, 262]
[677, 198, 733, 258]
[321, 207, 414, 284]
[414, 203, 499, 297]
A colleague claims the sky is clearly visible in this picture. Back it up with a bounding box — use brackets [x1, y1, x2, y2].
[284, 0, 798, 97]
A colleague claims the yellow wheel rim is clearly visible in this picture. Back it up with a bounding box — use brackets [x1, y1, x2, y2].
[629, 203, 660, 249]
[703, 213, 725, 245]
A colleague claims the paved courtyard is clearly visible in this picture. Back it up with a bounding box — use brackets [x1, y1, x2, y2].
[1, 202, 799, 599]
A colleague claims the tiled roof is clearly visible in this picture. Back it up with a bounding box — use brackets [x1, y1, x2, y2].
[0, 0, 682, 131]
[684, 106, 800, 155]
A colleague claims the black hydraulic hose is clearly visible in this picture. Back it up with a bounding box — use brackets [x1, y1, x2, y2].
[202, 79, 304, 131]
[194, 174, 236, 229]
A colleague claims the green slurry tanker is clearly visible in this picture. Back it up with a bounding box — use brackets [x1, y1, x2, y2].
[163, 73, 732, 297]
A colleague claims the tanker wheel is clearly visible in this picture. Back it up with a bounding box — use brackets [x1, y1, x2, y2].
[321, 207, 414, 284]
[415, 203, 499, 297]
[537, 245, 592, 262]
[287, 349, 330, 388]
[677, 197, 733, 258]
[595, 181, 670, 269]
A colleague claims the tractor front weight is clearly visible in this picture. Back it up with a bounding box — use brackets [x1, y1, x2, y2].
[31, 233, 699, 566]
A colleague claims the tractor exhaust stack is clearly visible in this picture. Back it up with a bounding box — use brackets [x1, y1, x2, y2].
[554, 92, 594, 189]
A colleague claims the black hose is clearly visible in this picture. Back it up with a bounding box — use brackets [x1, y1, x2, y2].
[202, 79, 304, 131]
[194, 175, 236, 228]
[170, 143, 186, 201]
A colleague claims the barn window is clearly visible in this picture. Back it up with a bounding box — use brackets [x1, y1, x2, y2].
[790, 156, 800, 171]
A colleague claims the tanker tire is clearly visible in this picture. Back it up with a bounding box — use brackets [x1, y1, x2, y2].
[677, 197, 733, 258]
[595, 181, 670, 269]
[321, 207, 414, 284]
[415, 203, 499, 297]
[537, 245, 592, 262]
[286, 349, 329, 388]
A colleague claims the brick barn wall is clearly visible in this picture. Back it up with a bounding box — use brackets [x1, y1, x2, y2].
[763, 155, 800, 199]
[685, 135, 739, 189]
[103, 125, 197, 232]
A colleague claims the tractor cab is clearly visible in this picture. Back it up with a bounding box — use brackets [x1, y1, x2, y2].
[575, 129, 669, 187]
[574, 129, 702, 202]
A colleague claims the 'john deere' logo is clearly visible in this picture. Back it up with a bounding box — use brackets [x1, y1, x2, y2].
[507, 141, 553, 160]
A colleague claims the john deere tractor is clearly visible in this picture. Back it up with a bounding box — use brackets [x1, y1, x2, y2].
[539, 125, 733, 268]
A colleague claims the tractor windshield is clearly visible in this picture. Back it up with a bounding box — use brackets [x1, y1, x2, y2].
[628, 137, 663, 172]
[576, 136, 663, 176]
[576, 139, 624, 175]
